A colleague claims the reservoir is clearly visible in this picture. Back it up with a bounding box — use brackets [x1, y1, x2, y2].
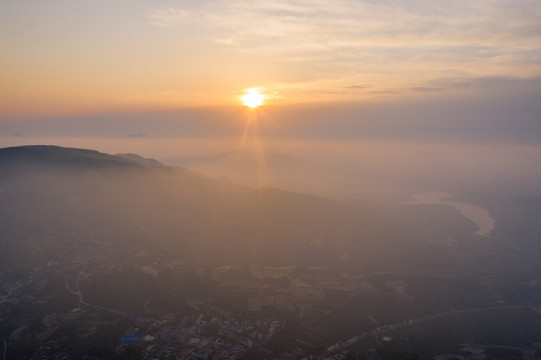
[404, 192, 495, 237]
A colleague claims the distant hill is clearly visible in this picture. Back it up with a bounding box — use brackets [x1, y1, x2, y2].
[0, 145, 519, 275]
[161, 150, 320, 193]
[0, 145, 145, 170]
[115, 153, 165, 168]
[0, 145, 371, 267]
[162, 150, 299, 169]
[0, 145, 170, 172]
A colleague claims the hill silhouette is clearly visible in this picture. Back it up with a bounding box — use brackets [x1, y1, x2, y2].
[0, 145, 371, 267]
[0, 145, 509, 274]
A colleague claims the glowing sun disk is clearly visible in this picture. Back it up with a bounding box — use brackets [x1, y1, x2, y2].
[241, 88, 265, 108]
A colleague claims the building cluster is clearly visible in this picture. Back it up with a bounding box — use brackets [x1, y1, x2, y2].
[117, 313, 283, 359]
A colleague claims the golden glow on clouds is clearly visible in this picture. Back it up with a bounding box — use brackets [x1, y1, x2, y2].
[0, 0, 540, 115]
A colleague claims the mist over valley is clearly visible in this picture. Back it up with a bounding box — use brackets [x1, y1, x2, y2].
[2, 0, 541, 358]
[1, 145, 541, 359]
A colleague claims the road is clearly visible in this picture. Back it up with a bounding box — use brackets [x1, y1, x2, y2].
[317, 305, 532, 359]
[64, 265, 86, 304]
[65, 265, 129, 317]
[2, 339, 6, 360]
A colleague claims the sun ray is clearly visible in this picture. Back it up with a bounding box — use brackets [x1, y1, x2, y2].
[236, 101, 271, 188]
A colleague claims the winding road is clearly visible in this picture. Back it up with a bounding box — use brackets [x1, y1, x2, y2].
[317, 305, 532, 359]
[2, 339, 7, 360]
[65, 266, 129, 317]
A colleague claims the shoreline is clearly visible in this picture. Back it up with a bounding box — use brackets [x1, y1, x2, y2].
[403, 192, 495, 237]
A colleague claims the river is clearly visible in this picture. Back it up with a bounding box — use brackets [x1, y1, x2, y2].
[403, 192, 495, 237]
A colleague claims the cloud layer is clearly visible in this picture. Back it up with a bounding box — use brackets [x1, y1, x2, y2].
[149, 0, 541, 91]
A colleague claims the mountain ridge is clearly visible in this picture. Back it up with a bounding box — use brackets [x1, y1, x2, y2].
[0, 145, 151, 171]
[0, 145, 370, 267]
[0, 144, 504, 274]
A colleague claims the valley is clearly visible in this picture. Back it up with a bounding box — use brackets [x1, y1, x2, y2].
[1, 146, 541, 359]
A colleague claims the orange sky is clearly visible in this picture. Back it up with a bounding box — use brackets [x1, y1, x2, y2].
[1, 0, 541, 117]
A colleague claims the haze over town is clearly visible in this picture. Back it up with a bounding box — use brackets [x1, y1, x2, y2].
[1, 1, 541, 359]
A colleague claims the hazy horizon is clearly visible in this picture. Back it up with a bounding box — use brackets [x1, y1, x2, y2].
[2, 2, 541, 357]
[2, 0, 541, 201]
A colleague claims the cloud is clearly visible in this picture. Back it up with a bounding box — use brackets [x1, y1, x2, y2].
[328, 84, 374, 95]
[147, 7, 193, 28]
[146, 0, 541, 98]
[368, 91, 399, 94]
[341, 84, 373, 91]
[148, 1, 541, 59]
[411, 87, 441, 93]
[127, 133, 150, 138]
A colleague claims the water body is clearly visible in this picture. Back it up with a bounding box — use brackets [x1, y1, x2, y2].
[404, 192, 495, 237]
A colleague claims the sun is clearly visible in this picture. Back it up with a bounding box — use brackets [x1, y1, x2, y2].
[241, 88, 265, 108]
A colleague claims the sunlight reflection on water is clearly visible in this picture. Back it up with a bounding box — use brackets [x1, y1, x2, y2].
[404, 192, 495, 237]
